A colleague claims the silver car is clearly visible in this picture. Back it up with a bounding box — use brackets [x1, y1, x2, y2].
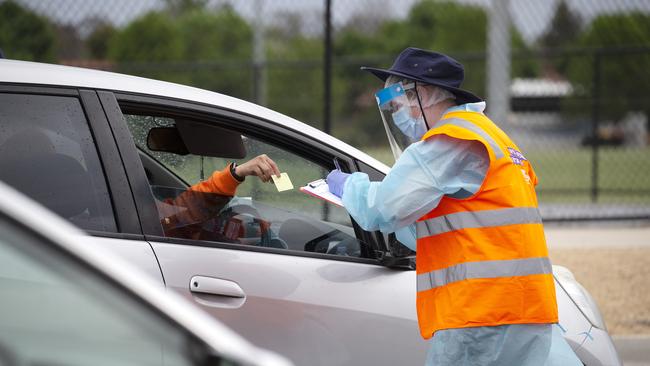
[0, 181, 291, 366]
[0, 59, 621, 366]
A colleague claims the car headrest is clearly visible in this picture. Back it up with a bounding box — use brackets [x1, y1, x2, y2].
[0, 130, 92, 218]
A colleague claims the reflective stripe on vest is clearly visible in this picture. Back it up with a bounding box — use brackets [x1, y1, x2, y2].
[416, 257, 552, 292]
[436, 118, 505, 159]
[416, 207, 542, 239]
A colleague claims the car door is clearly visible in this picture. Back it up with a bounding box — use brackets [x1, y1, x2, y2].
[0, 86, 163, 284]
[100, 92, 428, 366]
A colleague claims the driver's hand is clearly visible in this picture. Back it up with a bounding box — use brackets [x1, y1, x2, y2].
[235, 154, 281, 183]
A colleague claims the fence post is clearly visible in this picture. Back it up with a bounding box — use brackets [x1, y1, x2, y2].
[322, 0, 333, 221]
[253, 0, 266, 106]
[591, 50, 601, 203]
[323, 0, 332, 135]
[487, 0, 511, 126]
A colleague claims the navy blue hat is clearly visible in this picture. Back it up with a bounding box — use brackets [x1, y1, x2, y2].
[362, 47, 482, 104]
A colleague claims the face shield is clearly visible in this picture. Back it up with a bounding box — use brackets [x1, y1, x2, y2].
[375, 81, 427, 160]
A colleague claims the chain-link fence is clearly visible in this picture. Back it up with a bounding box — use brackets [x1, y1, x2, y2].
[2, 0, 649, 221]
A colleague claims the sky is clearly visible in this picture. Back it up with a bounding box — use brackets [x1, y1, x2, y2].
[17, 0, 650, 44]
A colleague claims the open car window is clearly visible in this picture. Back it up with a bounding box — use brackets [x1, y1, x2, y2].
[124, 114, 374, 259]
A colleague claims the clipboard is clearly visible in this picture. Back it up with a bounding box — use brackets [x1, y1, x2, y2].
[300, 179, 344, 207]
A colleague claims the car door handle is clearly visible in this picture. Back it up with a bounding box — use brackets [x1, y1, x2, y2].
[189, 276, 246, 309]
[189, 276, 245, 298]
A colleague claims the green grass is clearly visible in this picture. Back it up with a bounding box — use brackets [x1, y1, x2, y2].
[364, 146, 650, 204]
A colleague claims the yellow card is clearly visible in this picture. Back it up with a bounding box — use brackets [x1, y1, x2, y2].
[271, 172, 294, 192]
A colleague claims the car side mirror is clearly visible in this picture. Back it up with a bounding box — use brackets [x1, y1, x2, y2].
[147, 127, 189, 155]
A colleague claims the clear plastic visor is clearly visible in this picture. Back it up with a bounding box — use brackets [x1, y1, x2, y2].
[374, 82, 421, 160]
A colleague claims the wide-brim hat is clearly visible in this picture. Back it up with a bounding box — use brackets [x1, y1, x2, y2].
[361, 47, 482, 105]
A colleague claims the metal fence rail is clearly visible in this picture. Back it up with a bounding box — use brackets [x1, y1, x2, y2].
[2, 0, 649, 221]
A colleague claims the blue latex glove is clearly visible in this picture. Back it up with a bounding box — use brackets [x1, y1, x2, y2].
[327, 169, 350, 198]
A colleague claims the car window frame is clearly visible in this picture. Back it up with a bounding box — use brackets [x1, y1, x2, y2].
[101, 90, 384, 265]
[0, 84, 142, 239]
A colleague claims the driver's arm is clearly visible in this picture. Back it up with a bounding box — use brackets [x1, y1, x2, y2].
[160, 165, 241, 234]
[160, 155, 281, 233]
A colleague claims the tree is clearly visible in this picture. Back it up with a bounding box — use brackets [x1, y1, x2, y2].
[86, 21, 116, 60]
[108, 11, 183, 63]
[265, 11, 324, 127]
[540, 0, 582, 50]
[566, 12, 650, 122]
[176, 5, 253, 98]
[331, 0, 538, 147]
[538, 0, 582, 76]
[107, 5, 252, 96]
[55, 24, 83, 60]
[0, 0, 57, 62]
[164, 0, 209, 16]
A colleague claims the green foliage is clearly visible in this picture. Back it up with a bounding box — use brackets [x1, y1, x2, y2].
[332, 0, 495, 146]
[565, 12, 650, 121]
[538, 0, 582, 76]
[0, 0, 56, 61]
[108, 6, 253, 96]
[164, 0, 209, 15]
[176, 7, 253, 97]
[539, 0, 582, 50]
[87, 23, 116, 59]
[109, 12, 183, 63]
[511, 30, 540, 78]
[397, 0, 487, 54]
[266, 14, 325, 127]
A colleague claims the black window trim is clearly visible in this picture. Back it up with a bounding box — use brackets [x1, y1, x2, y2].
[97, 91, 164, 237]
[104, 90, 384, 263]
[80, 90, 143, 235]
[0, 83, 79, 96]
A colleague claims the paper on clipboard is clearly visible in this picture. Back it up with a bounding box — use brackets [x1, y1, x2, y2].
[300, 179, 344, 207]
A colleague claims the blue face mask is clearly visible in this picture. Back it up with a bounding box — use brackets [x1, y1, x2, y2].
[392, 107, 428, 140]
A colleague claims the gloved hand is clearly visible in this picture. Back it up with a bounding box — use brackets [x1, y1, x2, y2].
[327, 169, 350, 198]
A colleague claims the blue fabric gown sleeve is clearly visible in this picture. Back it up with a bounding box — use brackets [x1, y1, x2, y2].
[342, 135, 489, 242]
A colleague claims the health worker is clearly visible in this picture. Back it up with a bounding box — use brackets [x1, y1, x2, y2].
[326, 47, 582, 366]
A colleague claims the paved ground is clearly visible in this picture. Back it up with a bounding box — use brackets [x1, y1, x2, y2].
[545, 224, 650, 365]
[613, 336, 650, 366]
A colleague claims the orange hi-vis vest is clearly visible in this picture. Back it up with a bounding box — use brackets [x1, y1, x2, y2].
[415, 110, 558, 339]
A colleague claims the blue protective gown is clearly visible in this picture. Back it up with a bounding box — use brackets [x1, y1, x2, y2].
[341, 102, 582, 366]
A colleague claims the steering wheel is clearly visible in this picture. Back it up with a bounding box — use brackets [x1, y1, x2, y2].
[215, 205, 288, 249]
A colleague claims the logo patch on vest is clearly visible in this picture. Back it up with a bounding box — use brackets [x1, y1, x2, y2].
[508, 147, 527, 166]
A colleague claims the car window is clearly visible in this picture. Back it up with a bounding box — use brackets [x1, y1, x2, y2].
[124, 114, 373, 259]
[0, 214, 234, 366]
[0, 93, 116, 232]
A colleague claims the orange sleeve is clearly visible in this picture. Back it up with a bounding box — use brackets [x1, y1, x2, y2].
[189, 165, 241, 196]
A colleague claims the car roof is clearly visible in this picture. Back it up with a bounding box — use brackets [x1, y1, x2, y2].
[0, 180, 292, 366]
[0, 59, 389, 174]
